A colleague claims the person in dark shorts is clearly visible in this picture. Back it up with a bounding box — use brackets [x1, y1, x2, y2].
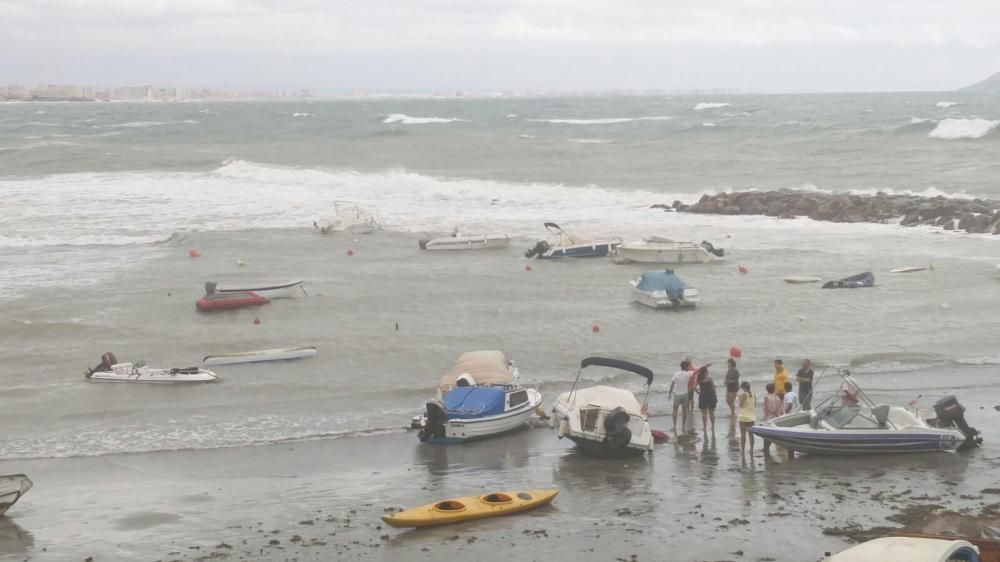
[724, 358, 740, 417]
[796, 358, 815, 410]
[695, 365, 717, 434]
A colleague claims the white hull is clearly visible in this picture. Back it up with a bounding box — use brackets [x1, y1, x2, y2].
[203, 346, 317, 366]
[615, 243, 712, 264]
[315, 201, 381, 235]
[87, 363, 218, 384]
[436, 389, 542, 442]
[629, 279, 698, 309]
[0, 474, 32, 516]
[551, 387, 653, 457]
[216, 280, 304, 299]
[422, 235, 511, 251]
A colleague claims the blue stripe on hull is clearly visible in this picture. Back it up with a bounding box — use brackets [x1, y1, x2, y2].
[539, 244, 614, 259]
[749, 427, 961, 454]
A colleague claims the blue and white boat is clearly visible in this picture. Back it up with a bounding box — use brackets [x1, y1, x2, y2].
[417, 351, 542, 444]
[630, 269, 699, 309]
[525, 222, 621, 259]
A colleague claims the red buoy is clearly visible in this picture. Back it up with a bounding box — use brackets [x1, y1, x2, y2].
[347, 249, 354, 256]
[592, 323, 600, 333]
[253, 316, 261, 325]
[737, 264, 748, 274]
[729, 346, 743, 359]
[188, 248, 201, 258]
[525, 265, 532, 272]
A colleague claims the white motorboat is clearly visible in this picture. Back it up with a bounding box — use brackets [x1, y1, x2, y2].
[416, 351, 542, 444]
[826, 537, 980, 562]
[418, 233, 511, 251]
[203, 346, 317, 366]
[208, 280, 305, 299]
[313, 201, 381, 234]
[750, 370, 981, 455]
[551, 357, 655, 458]
[630, 269, 699, 309]
[611, 236, 724, 264]
[0, 474, 32, 516]
[85, 353, 217, 384]
[525, 222, 621, 259]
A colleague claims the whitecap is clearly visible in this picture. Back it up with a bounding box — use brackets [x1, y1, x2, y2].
[527, 116, 671, 125]
[693, 102, 731, 111]
[382, 113, 466, 125]
[702, 122, 717, 127]
[927, 118, 999, 140]
[292, 112, 312, 117]
[569, 138, 614, 144]
[935, 101, 959, 108]
[909, 117, 934, 125]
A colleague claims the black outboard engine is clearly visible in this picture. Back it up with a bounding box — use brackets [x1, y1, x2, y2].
[86, 352, 117, 377]
[524, 240, 550, 258]
[700, 240, 725, 257]
[603, 406, 632, 450]
[418, 238, 430, 250]
[418, 399, 447, 443]
[933, 395, 982, 451]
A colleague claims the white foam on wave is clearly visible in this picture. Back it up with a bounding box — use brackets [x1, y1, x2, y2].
[107, 120, 200, 129]
[569, 138, 614, 144]
[702, 122, 717, 127]
[935, 101, 959, 108]
[382, 113, 466, 125]
[928, 118, 999, 140]
[292, 112, 312, 117]
[527, 116, 671, 125]
[0, 140, 81, 152]
[693, 102, 731, 111]
[909, 117, 934, 125]
[793, 182, 976, 200]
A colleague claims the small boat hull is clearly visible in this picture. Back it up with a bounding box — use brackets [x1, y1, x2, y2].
[784, 276, 822, 284]
[203, 346, 317, 366]
[420, 389, 542, 444]
[196, 292, 270, 311]
[615, 245, 711, 264]
[87, 363, 218, 384]
[382, 489, 558, 528]
[216, 280, 304, 299]
[567, 435, 649, 458]
[539, 241, 618, 259]
[749, 425, 966, 455]
[631, 287, 698, 309]
[420, 235, 511, 251]
[0, 474, 32, 516]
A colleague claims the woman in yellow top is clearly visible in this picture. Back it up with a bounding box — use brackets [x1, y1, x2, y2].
[736, 381, 757, 456]
[772, 359, 789, 399]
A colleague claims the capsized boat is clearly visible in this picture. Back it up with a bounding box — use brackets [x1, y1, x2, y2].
[313, 201, 381, 234]
[0, 474, 32, 516]
[784, 276, 822, 284]
[749, 369, 981, 455]
[826, 537, 981, 562]
[416, 351, 542, 444]
[551, 357, 655, 458]
[822, 271, 875, 289]
[382, 489, 558, 528]
[203, 346, 317, 366]
[525, 222, 621, 259]
[209, 280, 305, 299]
[630, 269, 699, 309]
[85, 353, 218, 384]
[418, 233, 511, 251]
[611, 236, 724, 264]
[196, 291, 269, 311]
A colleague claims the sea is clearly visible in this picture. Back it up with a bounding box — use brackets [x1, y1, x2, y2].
[1, 94, 999, 560]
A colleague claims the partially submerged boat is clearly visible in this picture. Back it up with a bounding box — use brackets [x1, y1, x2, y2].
[551, 357, 655, 458]
[196, 291, 270, 312]
[826, 537, 981, 562]
[203, 346, 317, 366]
[86, 353, 218, 384]
[382, 489, 558, 528]
[525, 222, 621, 259]
[209, 280, 305, 299]
[822, 271, 875, 289]
[611, 236, 724, 264]
[784, 276, 822, 284]
[0, 474, 32, 516]
[416, 351, 542, 444]
[630, 269, 699, 309]
[750, 370, 981, 455]
[418, 233, 511, 251]
[313, 201, 381, 234]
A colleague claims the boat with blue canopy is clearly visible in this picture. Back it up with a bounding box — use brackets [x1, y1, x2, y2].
[630, 269, 699, 309]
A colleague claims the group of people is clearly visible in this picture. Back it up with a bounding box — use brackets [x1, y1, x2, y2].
[666, 357, 815, 456]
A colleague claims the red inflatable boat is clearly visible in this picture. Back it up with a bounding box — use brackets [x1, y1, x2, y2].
[196, 291, 270, 312]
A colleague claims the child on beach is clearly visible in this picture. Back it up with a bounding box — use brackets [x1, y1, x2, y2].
[762, 383, 784, 452]
[783, 382, 799, 414]
[736, 381, 756, 455]
[695, 365, 717, 434]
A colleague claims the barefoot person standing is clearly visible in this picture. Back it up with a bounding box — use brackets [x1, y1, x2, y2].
[796, 359, 815, 410]
[724, 358, 740, 417]
[695, 365, 717, 434]
[736, 381, 757, 456]
[668, 360, 693, 433]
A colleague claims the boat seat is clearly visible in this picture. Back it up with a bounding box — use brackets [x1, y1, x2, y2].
[482, 493, 512, 504]
[872, 404, 890, 427]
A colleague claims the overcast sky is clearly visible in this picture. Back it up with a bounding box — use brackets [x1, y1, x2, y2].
[2, 0, 998, 92]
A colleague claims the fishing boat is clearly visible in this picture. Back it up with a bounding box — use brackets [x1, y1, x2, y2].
[203, 346, 317, 366]
[749, 370, 981, 455]
[416, 351, 542, 444]
[611, 236, 724, 264]
[196, 291, 269, 312]
[630, 269, 699, 309]
[418, 233, 511, 251]
[0, 474, 32, 516]
[381, 489, 558, 528]
[85, 353, 218, 384]
[551, 357, 655, 458]
[826, 537, 982, 562]
[524, 222, 621, 259]
[313, 201, 381, 234]
[209, 280, 305, 299]
[822, 271, 875, 289]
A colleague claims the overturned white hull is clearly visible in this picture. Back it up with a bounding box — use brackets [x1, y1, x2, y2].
[0, 474, 32, 516]
[420, 235, 511, 251]
[216, 280, 304, 299]
[203, 346, 317, 366]
[87, 363, 218, 384]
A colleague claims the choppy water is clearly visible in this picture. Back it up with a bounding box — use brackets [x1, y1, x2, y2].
[1, 94, 999, 461]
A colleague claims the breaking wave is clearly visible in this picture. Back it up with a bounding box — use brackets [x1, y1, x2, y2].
[382, 113, 466, 125]
[693, 102, 731, 111]
[935, 101, 959, 108]
[527, 116, 672, 125]
[928, 118, 999, 140]
[106, 120, 200, 129]
[569, 138, 614, 144]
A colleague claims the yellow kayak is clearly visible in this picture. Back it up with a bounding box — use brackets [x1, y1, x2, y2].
[381, 489, 558, 528]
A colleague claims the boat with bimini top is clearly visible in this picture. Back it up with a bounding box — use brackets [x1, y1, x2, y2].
[525, 222, 621, 259]
[630, 269, 699, 309]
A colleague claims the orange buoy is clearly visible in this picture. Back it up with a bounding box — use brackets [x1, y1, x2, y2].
[729, 346, 742, 359]
[347, 249, 354, 256]
[253, 317, 261, 325]
[592, 323, 600, 333]
[188, 248, 201, 258]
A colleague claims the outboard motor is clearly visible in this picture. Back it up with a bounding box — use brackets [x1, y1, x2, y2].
[86, 352, 118, 377]
[700, 240, 725, 257]
[933, 395, 982, 451]
[524, 240, 550, 258]
[603, 406, 632, 450]
[418, 238, 430, 250]
[204, 281, 217, 295]
[418, 399, 447, 443]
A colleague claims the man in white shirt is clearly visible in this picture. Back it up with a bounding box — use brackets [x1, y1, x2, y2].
[782, 382, 799, 414]
[668, 360, 693, 433]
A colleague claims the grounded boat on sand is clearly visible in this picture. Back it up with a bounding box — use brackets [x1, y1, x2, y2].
[0, 474, 32, 516]
[826, 536, 981, 562]
[313, 201, 381, 234]
[551, 357, 655, 458]
[822, 271, 875, 289]
[86, 353, 218, 384]
[203, 346, 317, 366]
[418, 233, 511, 251]
[750, 370, 981, 455]
[630, 269, 699, 309]
[415, 351, 542, 444]
[196, 291, 269, 311]
[611, 236, 724, 264]
[381, 489, 558, 528]
[210, 280, 305, 299]
[525, 222, 621, 259]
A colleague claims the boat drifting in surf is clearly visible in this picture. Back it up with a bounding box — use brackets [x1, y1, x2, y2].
[382, 489, 558, 528]
[630, 269, 699, 309]
[210, 280, 305, 299]
[525, 222, 621, 259]
[0, 474, 32, 517]
[418, 233, 511, 251]
[313, 201, 381, 234]
[85, 353, 218, 384]
[822, 271, 875, 289]
[611, 236, 724, 264]
[203, 346, 317, 366]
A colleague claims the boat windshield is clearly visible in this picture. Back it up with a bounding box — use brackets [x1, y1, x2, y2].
[819, 405, 884, 430]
